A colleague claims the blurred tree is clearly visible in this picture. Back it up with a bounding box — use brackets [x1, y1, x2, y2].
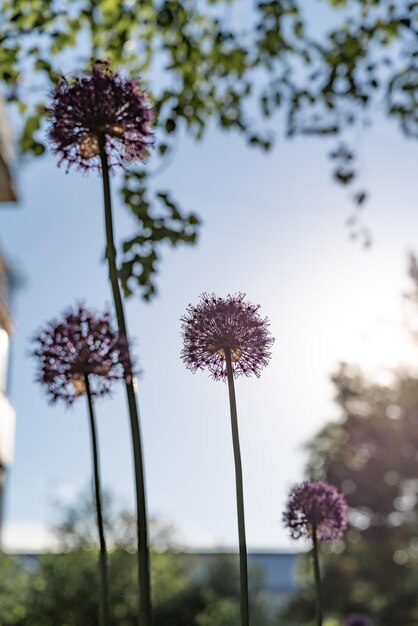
[196, 597, 241, 626]
[0, 492, 275, 626]
[1, 0, 416, 293]
[281, 258, 418, 625]
[195, 554, 274, 626]
[0, 555, 30, 626]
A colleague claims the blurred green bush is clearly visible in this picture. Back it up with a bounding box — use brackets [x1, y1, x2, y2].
[0, 494, 277, 626]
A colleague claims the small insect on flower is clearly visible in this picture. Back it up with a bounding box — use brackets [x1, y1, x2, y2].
[283, 480, 348, 542]
[180, 292, 274, 381]
[48, 60, 155, 171]
[31, 304, 132, 404]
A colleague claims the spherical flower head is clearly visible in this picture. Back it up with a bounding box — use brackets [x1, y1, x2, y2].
[48, 60, 155, 171]
[344, 615, 372, 626]
[283, 480, 348, 542]
[32, 304, 133, 405]
[181, 292, 274, 381]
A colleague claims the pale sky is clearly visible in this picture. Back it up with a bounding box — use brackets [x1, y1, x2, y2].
[1, 10, 418, 553]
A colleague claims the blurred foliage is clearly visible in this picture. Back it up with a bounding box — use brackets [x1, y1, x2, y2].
[0, 556, 30, 625]
[280, 257, 418, 625]
[0, 492, 277, 626]
[1, 0, 417, 286]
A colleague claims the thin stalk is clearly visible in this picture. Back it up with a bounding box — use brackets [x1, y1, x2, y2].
[88, 0, 99, 59]
[224, 348, 249, 626]
[85, 374, 111, 626]
[98, 134, 152, 626]
[312, 525, 323, 626]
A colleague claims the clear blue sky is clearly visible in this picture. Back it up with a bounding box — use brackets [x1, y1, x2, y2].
[1, 13, 418, 552]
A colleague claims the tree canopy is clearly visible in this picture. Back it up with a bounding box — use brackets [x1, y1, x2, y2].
[1, 0, 417, 293]
[281, 257, 418, 626]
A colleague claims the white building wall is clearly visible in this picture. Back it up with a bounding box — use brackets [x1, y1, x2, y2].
[0, 392, 15, 466]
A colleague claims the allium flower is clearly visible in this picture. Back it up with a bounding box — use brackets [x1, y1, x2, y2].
[48, 60, 155, 170]
[344, 615, 372, 626]
[32, 304, 132, 404]
[284, 481, 348, 541]
[181, 292, 274, 381]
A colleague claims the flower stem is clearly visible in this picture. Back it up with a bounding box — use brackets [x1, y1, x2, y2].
[224, 348, 249, 626]
[88, 0, 99, 58]
[98, 135, 152, 626]
[84, 374, 111, 626]
[312, 524, 323, 626]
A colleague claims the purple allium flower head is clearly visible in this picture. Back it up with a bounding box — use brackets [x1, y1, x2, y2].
[32, 304, 132, 405]
[48, 60, 155, 171]
[180, 292, 274, 381]
[344, 615, 372, 626]
[283, 480, 348, 542]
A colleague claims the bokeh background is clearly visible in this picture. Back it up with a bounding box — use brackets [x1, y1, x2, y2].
[0, 1, 418, 625]
[3, 108, 418, 553]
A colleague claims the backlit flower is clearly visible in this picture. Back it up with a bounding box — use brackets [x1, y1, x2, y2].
[48, 60, 155, 170]
[284, 480, 348, 541]
[32, 304, 132, 404]
[181, 292, 274, 381]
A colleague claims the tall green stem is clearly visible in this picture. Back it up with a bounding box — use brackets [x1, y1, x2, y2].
[85, 375, 111, 626]
[225, 348, 250, 626]
[98, 135, 152, 626]
[312, 525, 323, 626]
[88, 0, 99, 58]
